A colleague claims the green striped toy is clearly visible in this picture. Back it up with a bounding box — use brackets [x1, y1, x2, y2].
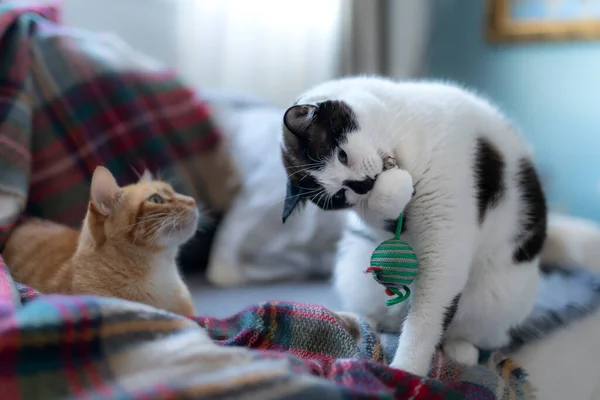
[365, 214, 418, 306]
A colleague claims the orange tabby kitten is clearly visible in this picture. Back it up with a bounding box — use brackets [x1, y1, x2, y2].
[3, 166, 198, 315]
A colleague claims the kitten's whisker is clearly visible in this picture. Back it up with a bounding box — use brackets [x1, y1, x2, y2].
[140, 214, 170, 220]
[147, 219, 169, 242]
[127, 215, 167, 225]
[142, 220, 167, 240]
[120, 215, 169, 233]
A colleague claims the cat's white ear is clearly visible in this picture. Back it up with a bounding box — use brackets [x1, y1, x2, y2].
[284, 104, 317, 138]
[139, 169, 153, 183]
[90, 166, 123, 215]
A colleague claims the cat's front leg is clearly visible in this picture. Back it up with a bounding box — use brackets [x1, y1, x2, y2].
[389, 215, 474, 376]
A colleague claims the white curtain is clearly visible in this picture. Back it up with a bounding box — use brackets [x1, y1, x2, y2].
[62, 0, 432, 107]
[174, 0, 344, 107]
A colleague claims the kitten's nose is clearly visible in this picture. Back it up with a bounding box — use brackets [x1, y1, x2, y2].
[344, 177, 375, 195]
[176, 194, 196, 207]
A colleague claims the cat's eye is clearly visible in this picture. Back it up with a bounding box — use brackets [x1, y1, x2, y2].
[337, 148, 348, 165]
[333, 189, 345, 200]
[147, 194, 164, 204]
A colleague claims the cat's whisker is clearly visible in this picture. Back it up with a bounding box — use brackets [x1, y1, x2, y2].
[124, 215, 166, 227]
[148, 219, 168, 237]
[166, 214, 184, 242]
[289, 161, 322, 169]
[313, 190, 327, 207]
[140, 221, 166, 241]
[123, 216, 170, 231]
[325, 193, 332, 210]
[120, 215, 170, 233]
[321, 192, 330, 208]
[307, 153, 325, 165]
[152, 217, 174, 241]
[129, 163, 144, 179]
[308, 191, 320, 204]
[287, 168, 316, 179]
[140, 213, 170, 220]
[308, 189, 323, 203]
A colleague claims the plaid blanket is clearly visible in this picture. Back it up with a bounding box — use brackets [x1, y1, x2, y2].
[0, 2, 239, 249]
[0, 256, 532, 400]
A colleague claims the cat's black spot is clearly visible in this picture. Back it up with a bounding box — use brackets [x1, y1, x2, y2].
[293, 175, 349, 211]
[344, 177, 375, 195]
[443, 293, 461, 332]
[282, 100, 358, 172]
[318, 100, 359, 145]
[473, 137, 505, 224]
[513, 159, 547, 263]
[384, 216, 408, 235]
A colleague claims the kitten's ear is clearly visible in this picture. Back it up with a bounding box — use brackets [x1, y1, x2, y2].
[90, 166, 123, 216]
[139, 169, 153, 182]
[282, 180, 306, 223]
[283, 104, 317, 138]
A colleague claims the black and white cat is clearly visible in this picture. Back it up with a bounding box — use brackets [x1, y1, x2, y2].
[280, 76, 546, 377]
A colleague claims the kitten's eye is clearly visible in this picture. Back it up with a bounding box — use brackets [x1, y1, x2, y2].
[337, 148, 348, 165]
[147, 194, 164, 204]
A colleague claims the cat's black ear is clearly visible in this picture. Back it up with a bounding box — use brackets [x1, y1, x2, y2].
[282, 180, 305, 223]
[283, 104, 317, 138]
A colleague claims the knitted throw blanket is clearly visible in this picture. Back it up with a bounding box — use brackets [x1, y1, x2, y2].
[0, 256, 533, 400]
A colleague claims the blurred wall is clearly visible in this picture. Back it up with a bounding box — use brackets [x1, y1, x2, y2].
[62, 0, 179, 66]
[428, 0, 600, 222]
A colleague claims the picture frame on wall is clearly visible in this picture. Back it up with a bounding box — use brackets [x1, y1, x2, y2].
[487, 0, 600, 42]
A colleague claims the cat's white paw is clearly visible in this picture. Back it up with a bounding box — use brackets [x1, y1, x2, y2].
[389, 354, 431, 377]
[443, 340, 479, 366]
[367, 168, 414, 220]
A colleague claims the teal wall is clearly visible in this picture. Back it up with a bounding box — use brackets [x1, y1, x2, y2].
[427, 0, 600, 221]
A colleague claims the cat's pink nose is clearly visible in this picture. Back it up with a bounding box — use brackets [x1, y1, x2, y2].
[176, 194, 196, 207]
